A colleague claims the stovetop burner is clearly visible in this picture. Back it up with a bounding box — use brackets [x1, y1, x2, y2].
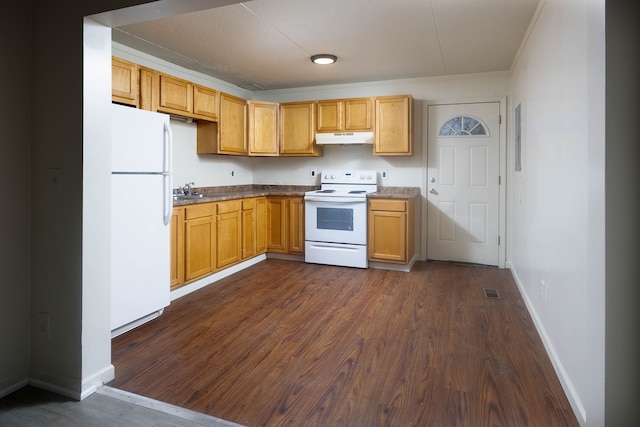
[305, 170, 379, 199]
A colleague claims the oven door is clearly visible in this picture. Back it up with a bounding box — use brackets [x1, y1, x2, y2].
[305, 196, 367, 245]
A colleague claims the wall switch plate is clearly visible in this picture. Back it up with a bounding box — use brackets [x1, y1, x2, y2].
[381, 171, 388, 180]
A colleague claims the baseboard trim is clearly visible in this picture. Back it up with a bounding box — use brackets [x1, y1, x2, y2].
[97, 386, 245, 427]
[27, 363, 114, 401]
[0, 378, 28, 399]
[507, 261, 587, 424]
[171, 255, 267, 301]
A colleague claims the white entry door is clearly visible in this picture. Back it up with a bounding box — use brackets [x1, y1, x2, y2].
[427, 102, 501, 266]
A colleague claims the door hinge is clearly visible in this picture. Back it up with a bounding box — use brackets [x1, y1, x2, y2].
[498, 235, 501, 245]
[499, 114, 502, 125]
[499, 175, 502, 185]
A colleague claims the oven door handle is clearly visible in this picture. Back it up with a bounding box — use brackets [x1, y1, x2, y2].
[305, 196, 367, 203]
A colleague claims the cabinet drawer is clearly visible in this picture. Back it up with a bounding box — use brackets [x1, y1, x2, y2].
[369, 199, 407, 212]
[185, 202, 216, 220]
[217, 199, 242, 214]
[242, 198, 256, 210]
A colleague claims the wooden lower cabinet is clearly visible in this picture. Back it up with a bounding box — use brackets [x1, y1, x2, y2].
[266, 197, 288, 253]
[266, 196, 305, 254]
[184, 203, 216, 282]
[255, 197, 267, 254]
[217, 200, 242, 269]
[288, 197, 305, 254]
[368, 198, 415, 263]
[242, 198, 257, 260]
[172, 196, 303, 289]
[170, 207, 185, 289]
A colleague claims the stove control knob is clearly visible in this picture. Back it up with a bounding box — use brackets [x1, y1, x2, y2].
[331, 174, 336, 179]
[360, 174, 365, 180]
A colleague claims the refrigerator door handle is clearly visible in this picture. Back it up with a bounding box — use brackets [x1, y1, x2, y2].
[163, 122, 173, 226]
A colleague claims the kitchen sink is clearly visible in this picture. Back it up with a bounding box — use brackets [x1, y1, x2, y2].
[173, 193, 204, 200]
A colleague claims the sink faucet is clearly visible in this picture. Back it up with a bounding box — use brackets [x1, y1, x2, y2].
[183, 182, 195, 195]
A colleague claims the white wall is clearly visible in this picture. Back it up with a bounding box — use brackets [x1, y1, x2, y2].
[507, 0, 605, 424]
[171, 120, 254, 188]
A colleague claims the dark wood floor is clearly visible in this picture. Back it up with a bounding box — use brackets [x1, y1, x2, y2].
[110, 259, 578, 427]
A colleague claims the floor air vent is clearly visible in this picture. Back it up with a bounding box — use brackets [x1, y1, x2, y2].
[483, 288, 501, 299]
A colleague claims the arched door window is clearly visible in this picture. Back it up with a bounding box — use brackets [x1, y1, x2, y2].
[439, 116, 488, 136]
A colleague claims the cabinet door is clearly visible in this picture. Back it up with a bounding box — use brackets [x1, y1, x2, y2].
[279, 102, 322, 156]
[139, 67, 158, 112]
[217, 200, 242, 268]
[112, 57, 138, 107]
[158, 73, 193, 115]
[193, 85, 219, 121]
[255, 197, 268, 254]
[288, 197, 305, 254]
[219, 93, 248, 155]
[170, 207, 185, 289]
[217, 211, 242, 268]
[267, 197, 288, 252]
[344, 98, 374, 131]
[374, 95, 413, 156]
[316, 100, 342, 132]
[185, 216, 216, 281]
[242, 198, 257, 260]
[248, 101, 279, 156]
[368, 210, 407, 262]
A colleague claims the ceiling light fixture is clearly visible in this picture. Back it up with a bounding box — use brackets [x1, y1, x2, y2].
[311, 54, 337, 65]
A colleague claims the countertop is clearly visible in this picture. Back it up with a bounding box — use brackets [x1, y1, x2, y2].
[172, 184, 420, 206]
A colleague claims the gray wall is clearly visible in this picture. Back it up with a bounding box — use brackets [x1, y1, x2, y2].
[605, 1, 640, 425]
[0, 1, 32, 395]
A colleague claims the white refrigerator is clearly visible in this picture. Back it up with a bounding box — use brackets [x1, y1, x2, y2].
[111, 103, 173, 336]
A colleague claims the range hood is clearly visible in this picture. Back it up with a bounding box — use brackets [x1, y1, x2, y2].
[315, 131, 374, 145]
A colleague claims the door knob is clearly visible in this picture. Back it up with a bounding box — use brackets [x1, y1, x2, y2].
[429, 188, 437, 194]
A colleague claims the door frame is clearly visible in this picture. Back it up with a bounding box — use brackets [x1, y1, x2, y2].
[421, 97, 507, 268]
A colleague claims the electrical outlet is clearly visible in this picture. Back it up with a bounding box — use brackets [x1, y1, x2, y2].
[310, 169, 317, 179]
[36, 312, 50, 339]
[230, 171, 235, 177]
[381, 171, 388, 180]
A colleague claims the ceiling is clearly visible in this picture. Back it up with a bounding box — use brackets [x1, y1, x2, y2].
[113, 0, 540, 91]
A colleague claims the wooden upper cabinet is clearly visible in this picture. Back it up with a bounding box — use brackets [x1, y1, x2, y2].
[248, 101, 279, 156]
[374, 95, 414, 156]
[139, 67, 159, 112]
[112, 57, 139, 107]
[316, 98, 373, 132]
[218, 93, 248, 155]
[158, 73, 193, 116]
[279, 101, 323, 157]
[192, 85, 220, 121]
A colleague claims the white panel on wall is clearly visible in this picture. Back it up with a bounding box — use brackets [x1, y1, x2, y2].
[438, 201, 456, 241]
[470, 146, 488, 187]
[469, 202, 488, 243]
[439, 147, 456, 185]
